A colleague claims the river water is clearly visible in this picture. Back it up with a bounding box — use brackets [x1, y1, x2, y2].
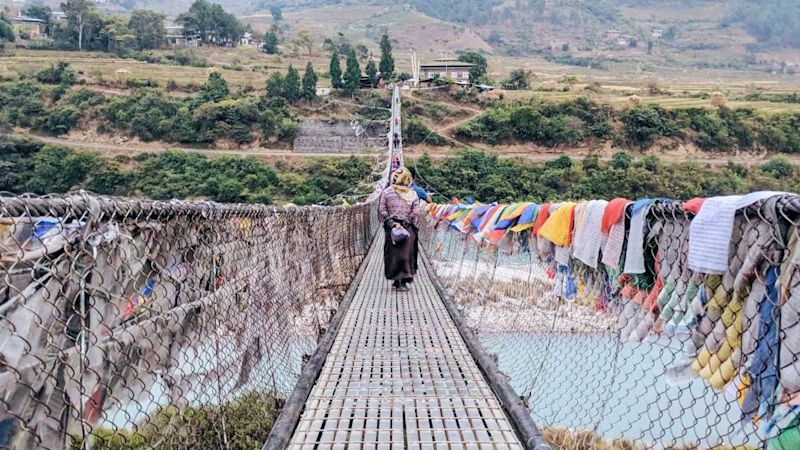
[481, 332, 760, 448]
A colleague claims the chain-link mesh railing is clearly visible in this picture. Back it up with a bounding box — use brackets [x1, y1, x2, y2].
[0, 192, 379, 450]
[420, 195, 800, 450]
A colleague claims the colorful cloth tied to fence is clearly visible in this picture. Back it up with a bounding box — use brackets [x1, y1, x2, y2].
[425, 191, 800, 439]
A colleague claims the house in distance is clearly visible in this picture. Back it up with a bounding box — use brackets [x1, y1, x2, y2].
[419, 59, 474, 85]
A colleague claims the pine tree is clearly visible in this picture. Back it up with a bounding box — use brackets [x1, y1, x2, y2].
[284, 65, 301, 103]
[302, 61, 318, 100]
[343, 49, 361, 95]
[365, 59, 378, 88]
[199, 72, 229, 103]
[266, 72, 285, 98]
[329, 52, 343, 89]
[379, 33, 394, 79]
[262, 30, 278, 54]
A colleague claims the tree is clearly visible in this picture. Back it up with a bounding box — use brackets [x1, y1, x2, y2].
[266, 72, 285, 98]
[128, 10, 166, 50]
[262, 28, 278, 54]
[379, 32, 394, 78]
[329, 52, 343, 89]
[269, 5, 282, 21]
[198, 72, 230, 103]
[365, 59, 378, 88]
[457, 51, 487, 84]
[343, 49, 361, 95]
[293, 30, 314, 57]
[647, 40, 654, 55]
[177, 0, 213, 43]
[177, 0, 244, 46]
[610, 152, 633, 170]
[23, 5, 53, 35]
[502, 69, 531, 90]
[62, 0, 93, 51]
[94, 15, 135, 52]
[0, 18, 15, 43]
[302, 62, 318, 101]
[284, 65, 301, 103]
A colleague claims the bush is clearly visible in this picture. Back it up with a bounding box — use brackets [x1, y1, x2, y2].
[38, 105, 80, 135]
[125, 78, 160, 89]
[194, 98, 260, 144]
[0, 81, 45, 128]
[623, 105, 675, 146]
[35, 61, 76, 85]
[25, 145, 101, 194]
[758, 112, 800, 153]
[69, 391, 279, 450]
[403, 117, 447, 145]
[164, 50, 208, 67]
[761, 156, 796, 178]
[678, 108, 733, 151]
[104, 89, 182, 141]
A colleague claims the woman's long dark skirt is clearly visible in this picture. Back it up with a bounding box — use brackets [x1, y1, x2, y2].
[383, 225, 419, 282]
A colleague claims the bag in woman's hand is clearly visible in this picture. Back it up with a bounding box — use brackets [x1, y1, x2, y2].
[391, 225, 410, 245]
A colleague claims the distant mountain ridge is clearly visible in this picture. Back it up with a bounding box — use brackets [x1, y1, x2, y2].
[35, 0, 800, 64]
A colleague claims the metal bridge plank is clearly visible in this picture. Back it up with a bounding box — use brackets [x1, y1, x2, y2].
[289, 233, 521, 449]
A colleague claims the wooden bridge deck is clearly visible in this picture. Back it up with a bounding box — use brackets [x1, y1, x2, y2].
[289, 234, 523, 450]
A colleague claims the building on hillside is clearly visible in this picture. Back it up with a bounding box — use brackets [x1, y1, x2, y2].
[51, 11, 67, 21]
[240, 32, 254, 47]
[605, 30, 621, 41]
[419, 59, 473, 84]
[316, 87, 332, 97]
[165, 25, 200, 48]
[11, 16, 46, 39]
[651, 29, 663, 38]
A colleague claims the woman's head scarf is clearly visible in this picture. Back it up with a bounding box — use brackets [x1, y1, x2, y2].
[391, 167, 418, 204]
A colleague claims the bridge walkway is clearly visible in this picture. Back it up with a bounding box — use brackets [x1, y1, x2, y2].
[288, 233, 523, 450]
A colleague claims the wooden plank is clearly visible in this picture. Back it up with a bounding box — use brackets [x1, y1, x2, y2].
[289, 233, 523, 450]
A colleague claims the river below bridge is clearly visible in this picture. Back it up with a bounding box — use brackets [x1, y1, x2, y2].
[101, 329, 758, 448]
[482, 332, 759, 448]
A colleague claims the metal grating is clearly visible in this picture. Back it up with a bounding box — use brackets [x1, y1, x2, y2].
[290, 234, 523, 450]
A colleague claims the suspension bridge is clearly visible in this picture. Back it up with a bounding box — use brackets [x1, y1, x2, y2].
[1, 87, 800, 450]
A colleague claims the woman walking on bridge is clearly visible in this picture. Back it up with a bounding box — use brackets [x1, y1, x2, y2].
[379, 167, 420, 291]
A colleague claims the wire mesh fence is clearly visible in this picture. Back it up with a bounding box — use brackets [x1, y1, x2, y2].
[0, 192, 379, 450]
[420, 195, 800, 450]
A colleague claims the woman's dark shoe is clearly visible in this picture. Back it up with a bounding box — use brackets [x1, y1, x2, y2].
[398, 283, 410, 292]
[392, 280, 400, 289]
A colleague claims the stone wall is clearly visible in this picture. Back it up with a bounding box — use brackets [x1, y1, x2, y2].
[293, 120, 387, 154]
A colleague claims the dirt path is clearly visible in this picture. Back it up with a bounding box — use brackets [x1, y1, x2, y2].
[10, 133, 374, 159]
[12, 133, 794, 167]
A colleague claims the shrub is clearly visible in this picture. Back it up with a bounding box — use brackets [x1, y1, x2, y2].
[0, 81, 45, 127]
[761, 156, 796, 178]
[623, 105, 675, 146]
[35, 61, 76, 85]
[194, 98, 260, 144]
[38, 105, 80, 135]
[403, 117, 447, 145]
[757, 112, 800, 153]
[69, 391, 279, 450]
[25, 145, 101, 194]
[104, 89, 182, 141]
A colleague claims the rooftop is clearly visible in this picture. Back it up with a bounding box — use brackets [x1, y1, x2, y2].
[12, 16, 47, 24]
[420, 59, 474, 68]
